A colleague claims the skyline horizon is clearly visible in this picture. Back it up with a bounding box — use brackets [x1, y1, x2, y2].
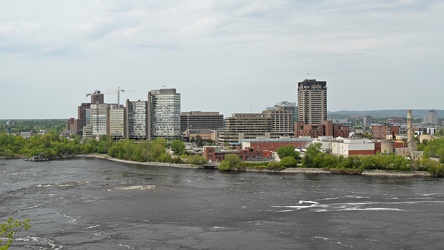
[1, 1, 442, 119]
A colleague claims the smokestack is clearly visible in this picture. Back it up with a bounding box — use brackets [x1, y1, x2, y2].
[407, 110, 413, 148]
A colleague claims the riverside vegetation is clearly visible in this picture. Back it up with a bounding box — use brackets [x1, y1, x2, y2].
[0, 132, 207, 166]
[1, 131, 444, 176]
[217, 142, 444, 177]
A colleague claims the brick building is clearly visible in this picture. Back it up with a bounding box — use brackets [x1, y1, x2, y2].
[202, 146, 272, 163]
[241, 138, 312, 152]
[294, 121, 349, 138]
[371, 124, 400, 140]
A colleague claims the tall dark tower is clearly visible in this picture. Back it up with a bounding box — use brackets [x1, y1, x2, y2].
[297, 79, 327, 125]
[90, 91, 104, 104]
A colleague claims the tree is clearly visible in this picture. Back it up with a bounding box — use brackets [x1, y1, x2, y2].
[195, 135, 203, 147]
[280, 156, 298, 168]
[277, 145, 300, 160]
[218, 154, 241, 171]
[1, 218, 31, 250]
[302, 143, 323, 168]
[171, 140, 186, 155]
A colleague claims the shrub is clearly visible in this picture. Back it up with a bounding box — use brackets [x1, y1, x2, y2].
[267, 162, 285, 171]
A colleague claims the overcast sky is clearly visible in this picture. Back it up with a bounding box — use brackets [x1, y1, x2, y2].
[1, 0, 443, 119]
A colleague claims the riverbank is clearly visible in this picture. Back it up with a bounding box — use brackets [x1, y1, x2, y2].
[76, 154, 433, 177]
[76, 154, 199, 169]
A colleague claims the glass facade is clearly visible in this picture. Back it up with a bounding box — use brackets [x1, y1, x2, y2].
[149, 89, 181, 140]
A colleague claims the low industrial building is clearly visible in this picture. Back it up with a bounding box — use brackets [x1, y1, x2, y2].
[241, 138, 313, 152]
[202, 146, 273, 163]
[294, 120, 349, 138]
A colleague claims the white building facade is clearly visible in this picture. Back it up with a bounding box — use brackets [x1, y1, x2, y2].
[148, 88, 181, 141]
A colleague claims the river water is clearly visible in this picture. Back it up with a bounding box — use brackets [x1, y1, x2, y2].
[1, 158, 444, 249]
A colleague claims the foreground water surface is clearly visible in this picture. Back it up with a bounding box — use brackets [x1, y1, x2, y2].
[1, 158, 444, 249]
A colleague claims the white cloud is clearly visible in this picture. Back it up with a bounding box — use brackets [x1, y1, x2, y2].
[0, 0, 443, 118]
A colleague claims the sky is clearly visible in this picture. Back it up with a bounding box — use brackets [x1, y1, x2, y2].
[1, 0, 443, 119]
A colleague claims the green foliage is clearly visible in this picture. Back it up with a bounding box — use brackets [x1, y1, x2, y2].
[422, 137, 444, 159]
[217, 154, 241, 171]
[0, 119, 65, 134]
[277, 145, 300, 160]
[422, 158, 444, 177]
[267, 162, 285, 171]
[0, 218, 31, 250]
[185, 155, 208, 165]
[302, 143, 323, 168]
[195, 135, 203, 147]
[224, 154, 242, 168]
[217, 161, 231, 171]
[170, 140, 186, 155]
[300, 142, 416, 173]
[280, 156, 298, 168]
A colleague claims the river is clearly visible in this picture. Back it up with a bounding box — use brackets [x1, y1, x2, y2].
[1, 158, 444, 249]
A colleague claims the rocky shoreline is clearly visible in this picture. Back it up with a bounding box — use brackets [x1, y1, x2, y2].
[3, 153, 433, 177]
[78, 154, 433, 177]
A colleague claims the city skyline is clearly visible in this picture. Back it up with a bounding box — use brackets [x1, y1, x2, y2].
[1, 1, 443, 119]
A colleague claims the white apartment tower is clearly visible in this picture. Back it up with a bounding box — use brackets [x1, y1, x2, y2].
[90, 103, 108, 139]
[297, 79, 327, 125]
[148, 88, 181, 141]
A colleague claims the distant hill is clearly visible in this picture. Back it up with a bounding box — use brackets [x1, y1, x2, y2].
[328, 109, 444, 118]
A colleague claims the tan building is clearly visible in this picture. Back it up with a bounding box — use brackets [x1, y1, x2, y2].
[219, 113, 272, 144]
[262, 108, 294, 137]
[108, 106, 125, 140]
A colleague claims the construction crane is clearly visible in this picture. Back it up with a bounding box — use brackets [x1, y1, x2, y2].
[105, 87, 137, 106]
[85, 88, 136, 106]
[114, 87, 125, 107]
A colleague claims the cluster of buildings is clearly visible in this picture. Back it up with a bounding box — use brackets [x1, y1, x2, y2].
[63, 80, 440, 162]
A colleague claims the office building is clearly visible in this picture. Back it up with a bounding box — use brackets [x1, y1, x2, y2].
[267, 101, 298, 123]
[180, 111, 224, 132]
[126, 100, 148, 140]
[423, 110, 438, 124]
[218, 113, 272, 144]
[148, 88, 181, 141]
[109, 106, 125, 140]
[90, 103, 109, 139]
[297, 79, 327, 125]
[262, 108, 294, 137]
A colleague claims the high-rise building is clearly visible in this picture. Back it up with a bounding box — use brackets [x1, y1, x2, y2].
[423, 110, 438, 124]
[297, 79, 327, 125]
[148, 88, 181, 141]
[90, 103, 111, 139]
[180, 111, 224, 132]
[125, 100, 148, 140]
[109, 106, 125, 140]
[90, 90, 105, 104]
[363, 115, 373, 126]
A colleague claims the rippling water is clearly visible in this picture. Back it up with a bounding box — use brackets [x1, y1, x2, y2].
[1, 158, 444, 249]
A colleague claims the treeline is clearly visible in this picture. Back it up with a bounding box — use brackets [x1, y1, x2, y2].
[0, 133, 207, 165]
[0, 119, 66, 134]
[218, 143, 444, 177]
